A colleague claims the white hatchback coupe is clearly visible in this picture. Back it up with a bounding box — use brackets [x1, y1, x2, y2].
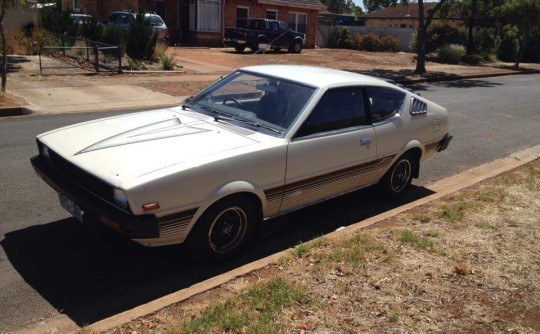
[31, 65, 451, 260]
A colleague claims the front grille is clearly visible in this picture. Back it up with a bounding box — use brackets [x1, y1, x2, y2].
[47, 148, 115, 204]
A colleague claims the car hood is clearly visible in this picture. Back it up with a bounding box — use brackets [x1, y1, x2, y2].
[38, 108, 259, 187]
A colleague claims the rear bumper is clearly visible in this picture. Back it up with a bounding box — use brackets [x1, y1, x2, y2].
[31, 155, 160, 239]
[437, 134, 453, 152]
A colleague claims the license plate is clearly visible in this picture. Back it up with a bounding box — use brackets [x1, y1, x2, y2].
[59, 193, 83, 223]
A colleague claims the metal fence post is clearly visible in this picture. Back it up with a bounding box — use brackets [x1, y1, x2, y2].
[38, 48, 42, 75]
[86, 40, 89, 63]
[61, 35, 65, 56]
[117, 46, 122, 74]
[94, 46, 99, 73]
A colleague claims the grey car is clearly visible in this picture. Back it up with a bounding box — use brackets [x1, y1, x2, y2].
[103, 11, 168, 40]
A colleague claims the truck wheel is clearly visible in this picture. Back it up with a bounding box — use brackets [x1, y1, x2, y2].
[234, 45, 245, 53]
[186, 196, 258, 261]
[288, 40, 302, 54]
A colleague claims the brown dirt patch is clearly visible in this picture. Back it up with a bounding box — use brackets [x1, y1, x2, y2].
[106, 159, 540, 334]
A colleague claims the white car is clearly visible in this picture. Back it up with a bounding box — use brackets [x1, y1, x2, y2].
[103, 11, 168, 40]
[31, 65, 451, 260]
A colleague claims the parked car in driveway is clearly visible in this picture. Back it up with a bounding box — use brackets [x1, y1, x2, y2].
[224, 18, 305, 53]
[31, 65, 451, 260]
[103, 11, 168, 40]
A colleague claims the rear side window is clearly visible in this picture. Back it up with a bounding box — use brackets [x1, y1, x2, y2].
[296, 87, 366, 137]
[366, 86, 406, 122]
[148, 15, 164, 26]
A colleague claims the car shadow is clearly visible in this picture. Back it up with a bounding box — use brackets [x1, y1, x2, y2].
[1, 185, 435, 326]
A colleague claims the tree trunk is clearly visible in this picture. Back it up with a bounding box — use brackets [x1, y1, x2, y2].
[415, 1, 427, 74]
[466, 0, 477, 56]
[1, 0, 6, 93]
[515, 31, 529, 68]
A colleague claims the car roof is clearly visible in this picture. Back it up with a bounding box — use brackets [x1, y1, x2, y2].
[111, 10, 161, 17]
[241, 65, 394, 89]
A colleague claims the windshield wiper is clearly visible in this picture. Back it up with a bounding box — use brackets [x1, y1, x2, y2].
[201, 105, 282, 135]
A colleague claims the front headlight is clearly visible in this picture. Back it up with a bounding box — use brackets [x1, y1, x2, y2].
[113, 188, 130, 211]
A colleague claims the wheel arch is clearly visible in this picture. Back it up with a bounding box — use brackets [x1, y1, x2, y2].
[401, 141, 423, 178]
[185, 181, 264, 239]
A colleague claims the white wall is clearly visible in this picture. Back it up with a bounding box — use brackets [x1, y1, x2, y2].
[316, 25, 416, 51]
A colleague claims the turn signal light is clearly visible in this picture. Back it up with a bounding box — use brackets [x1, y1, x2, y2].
[142, 202, 160, 211]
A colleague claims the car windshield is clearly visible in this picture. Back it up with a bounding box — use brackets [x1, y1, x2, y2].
[185, 71, 316, 136]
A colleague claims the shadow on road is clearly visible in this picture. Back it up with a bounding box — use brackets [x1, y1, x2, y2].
[404, 78, 504, 93]
[1, 185, 435, 326]
[0, 55, 32, 74]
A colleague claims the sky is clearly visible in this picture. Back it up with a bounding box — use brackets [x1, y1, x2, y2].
[352, 0, 366, 10]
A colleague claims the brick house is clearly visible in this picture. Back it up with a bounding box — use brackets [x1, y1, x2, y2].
[365, 3, 463, 29]
[62, 0, 325, 47]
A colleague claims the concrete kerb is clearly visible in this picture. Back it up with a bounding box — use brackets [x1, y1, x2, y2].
[60, 144, 538, 334]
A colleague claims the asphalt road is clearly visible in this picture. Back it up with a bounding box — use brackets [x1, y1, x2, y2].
[1, 74, 539, 333]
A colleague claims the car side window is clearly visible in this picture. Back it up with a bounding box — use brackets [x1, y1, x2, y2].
[279, 22, 289, 31]
[365, 86, 406, 122]
[295, 87, 366, 138]
[269, 22, 279, 31]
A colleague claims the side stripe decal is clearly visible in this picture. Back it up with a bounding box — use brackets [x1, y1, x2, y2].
[264, 155, 395, 212]
[157, 208, 198, 238]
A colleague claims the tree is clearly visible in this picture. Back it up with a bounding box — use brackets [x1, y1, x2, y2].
[321, 0, 356, 14]
[363, 0, 399, 12]
[0, 0, 24, 93]
[415, 0, 449, 74]
[502, 0, 539, 67]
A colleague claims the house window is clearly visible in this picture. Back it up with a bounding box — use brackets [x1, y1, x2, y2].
[236, 7, 249, 28]
[266, 9, 278, 20]
[288, 12, 307, 34]
[72, 0, 80, 12]
[190, 0, 221, 32]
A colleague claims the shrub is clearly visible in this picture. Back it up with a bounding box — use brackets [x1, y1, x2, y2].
[152, 41, 168, 61]
[335, 27, 351, 49]
[41, 8, 77, 36]
[159, 53, 177, 70]
[6, 28, 55, 55]
[100, 25, 124, 46]
[410, 22, 466, 53]
[359, 32, 382, 51]
[437, 44, 465, 64]
[497, 25, 520, 62]
[474, 27, 500, 59]
[80, 17, 104, 42]
[409, 31, 417, 52]
[125, 11, 158, 59]
[351, 33, 363, 50]
[380, 35, 400, 52]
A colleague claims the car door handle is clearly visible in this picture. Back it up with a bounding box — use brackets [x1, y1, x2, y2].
[360, 137, 371, 146]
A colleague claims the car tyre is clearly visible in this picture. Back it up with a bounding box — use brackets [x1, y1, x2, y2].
[288, 40, 302, 53]
[186, 196, 258, 261]
[378, 153, 416, 198]
[234, 45, 245, 53]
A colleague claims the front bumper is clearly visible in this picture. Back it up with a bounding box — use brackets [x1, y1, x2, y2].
[31, 155, 159, 239]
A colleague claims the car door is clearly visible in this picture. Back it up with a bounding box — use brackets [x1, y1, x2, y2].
[279, 87, 379, 213]
[365, 86, 408, 163]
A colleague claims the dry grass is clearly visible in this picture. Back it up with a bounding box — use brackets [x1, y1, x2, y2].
[105, 159, 540, 334]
